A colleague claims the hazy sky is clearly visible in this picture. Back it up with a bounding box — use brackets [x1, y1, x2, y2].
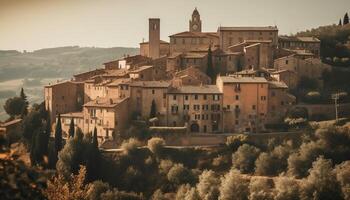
[0, 0, 349, 51]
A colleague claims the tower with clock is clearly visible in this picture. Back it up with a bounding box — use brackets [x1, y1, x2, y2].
[189, 8, 202, 32]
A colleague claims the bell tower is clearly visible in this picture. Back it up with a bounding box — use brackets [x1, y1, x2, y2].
[189, 8, 202, 32]
[149, 18, 160, 59]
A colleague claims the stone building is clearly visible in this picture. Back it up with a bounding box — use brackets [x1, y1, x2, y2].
[166, 85, 223, 133]
[278, 36, 321, 57]
[44, 81, 84, 125]
[217, 76, 269, 133]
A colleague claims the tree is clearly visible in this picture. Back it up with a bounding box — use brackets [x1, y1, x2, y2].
[121, 138, 141, 155]
[30, 129, 48, 166]
[3, 97, 26, 119]
[255, 152, 278, 176]
[206, 46, 216, 83]
[232, 144, 261, 173]
[334, 161, 350, 200]
[150, 99, 157, 118]
[55, 114, 63, 152]
[274, 177, 300, 200]
[147, 137, 165, 156]
[93, 127, 98, 149]
[248, 178, 273, 200]
[344, 12, 349, 25]
[219, 169, 249, 200]
[300, 156, 343, 200]
[44, 113, 51, 155]
[167, 163, 195, 186]
[196, 170, 220, 200]
[20, 88, 29, 117]
[68, 119, 75, 138]
[22, 110, 42, 142]
[339, 18, 342, 26]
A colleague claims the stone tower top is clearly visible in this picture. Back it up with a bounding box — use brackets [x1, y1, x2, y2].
[189, 8, 202, 32]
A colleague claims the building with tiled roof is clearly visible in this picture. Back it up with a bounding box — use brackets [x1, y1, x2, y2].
[278, 36, 321, 57]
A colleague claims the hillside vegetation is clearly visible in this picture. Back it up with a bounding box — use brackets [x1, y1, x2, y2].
[295, 24, 350, 67]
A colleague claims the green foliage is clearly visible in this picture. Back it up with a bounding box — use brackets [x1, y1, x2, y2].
[22, 110, 43, 142]
[4, 96, 26, 118]
[206, 46, 216, 83]
[286, 107, 308, 119]
[55, 114, 63, 152]
[335, 161, 350, 200]
[254, 152, 278, 176]
[30, 129, 49, 166]
[150, 99, 157, 119]
[68, 119, 75, 138]
[121, 138, 141, 155]
[93, 127, 98, 148]
[274, 177, 300, 200]
[248, 178, 274, 200]
[196, 170, 220, 200]
[218, 169, 249, 200]
[147, 137, 165, 156]
[344, 12, 349, 25]
[226, 134, 248, 150]
[167, 163, 195, 186]
[232, 144, 261, 173]
[300, 156, 343, 200]
[20, 88, 29, 117]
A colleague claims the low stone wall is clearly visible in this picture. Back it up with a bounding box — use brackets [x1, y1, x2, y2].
[294, 103, 350, 120]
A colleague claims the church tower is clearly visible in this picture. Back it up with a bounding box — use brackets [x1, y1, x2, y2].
[189, 8, 202, 32]
[149, 18, 160, 59]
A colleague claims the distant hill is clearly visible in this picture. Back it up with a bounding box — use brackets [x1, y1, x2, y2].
[0, 46, 139, 82]
[295, 24, 350, 67]
[0, 46, 139, 121]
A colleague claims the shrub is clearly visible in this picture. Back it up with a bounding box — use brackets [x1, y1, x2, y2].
[121, 138, 141, 155]
[167, 164, 195, 185]
[334, 161, 350, 200]
[254, 152, 278, 176]
[274, 177, 300, 200]
[226, 134, 248, 150]
[147, 137, 165, 156]
[248, 178, 273, 200]
[196, 170, 220, 200]
[232, 144, 261, 173]
[218, 169, 249, 200]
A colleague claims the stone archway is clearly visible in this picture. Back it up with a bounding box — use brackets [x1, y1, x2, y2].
[190, 123, 200, 133]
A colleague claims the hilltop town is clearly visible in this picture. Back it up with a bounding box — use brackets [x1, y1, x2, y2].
[42, 8, 331, 145]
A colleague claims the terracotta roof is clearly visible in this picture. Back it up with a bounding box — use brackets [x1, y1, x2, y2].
[169, 31, 219, 38]
[269, 81, 288, 89]
[279, 36, 320, 43]
[183, 52, 207, 58]
[139, 40, 170, 44]
[169, 85, 221, 94]
[45, 80, 79, 88]
[73, 68, 105, 77]
[218, 26, 278, 32]
[219, 76, 268, 83]
[84, 97, 128, 108]
[129, 65, 153, 73]
[129, 81, 171, 88]
[107, 78, 131, 87]
[61, 112, 84, 118]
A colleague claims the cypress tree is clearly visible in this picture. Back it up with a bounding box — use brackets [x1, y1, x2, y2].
[206, 46, 216, 83]
[44, 112, 51, 155]
[344, 12, 349, 25]
[93, 127, 98, 149]
[150, 99, 157, 118]
[339, 18, 342, 26]
[68, 119, 75, 138]
[55, 114, 63, 152]
[20, 88, 28, 117]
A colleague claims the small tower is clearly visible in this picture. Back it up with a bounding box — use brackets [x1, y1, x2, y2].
[149, 18, 160, 59]
[189, 7, 202, 32]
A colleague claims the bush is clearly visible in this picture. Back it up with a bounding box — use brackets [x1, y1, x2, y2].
[232, 144, 261, 173]
[121, 138, 141, 155]
[218, 169, 249, 200]
[226, 134, 248, 150]
[196, 170, 220, 200]
[167, 164, 195, 186]
[334, 161, 350, 200]
[255, 152, 278, 176]
[300, 156, 343, 200]
[248, 178, 273, 200]
[274, 177, 300, 200]
[147, 137, 165, 156]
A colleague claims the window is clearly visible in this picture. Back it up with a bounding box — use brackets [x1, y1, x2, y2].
[227, 105, 230, 109]
[152, 89, 155, 94]
[271, 91, 276, 97]
[194, 94, 198, 100]
[260, 84, 264, 88]
[203, 125, 207, 133]
[261, 96, 266, 101]
[235, 84, 241, 91]
[182, 38, 185, 44]
[185, 95, 189, 100]
[173, 95, 177, 100]
[235, 120, 239, 125]
[252, 105, 256, 110]
[285, 60, 289, 65]
[173, 121, 177, 126]
[171, 105, 178, 114]
[163, 93, 166, 99]
[281, 101, 284, 106]
[183, 105, 189, 110]
[213, 94, 220, 101]
[236, 95, 239, 100]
